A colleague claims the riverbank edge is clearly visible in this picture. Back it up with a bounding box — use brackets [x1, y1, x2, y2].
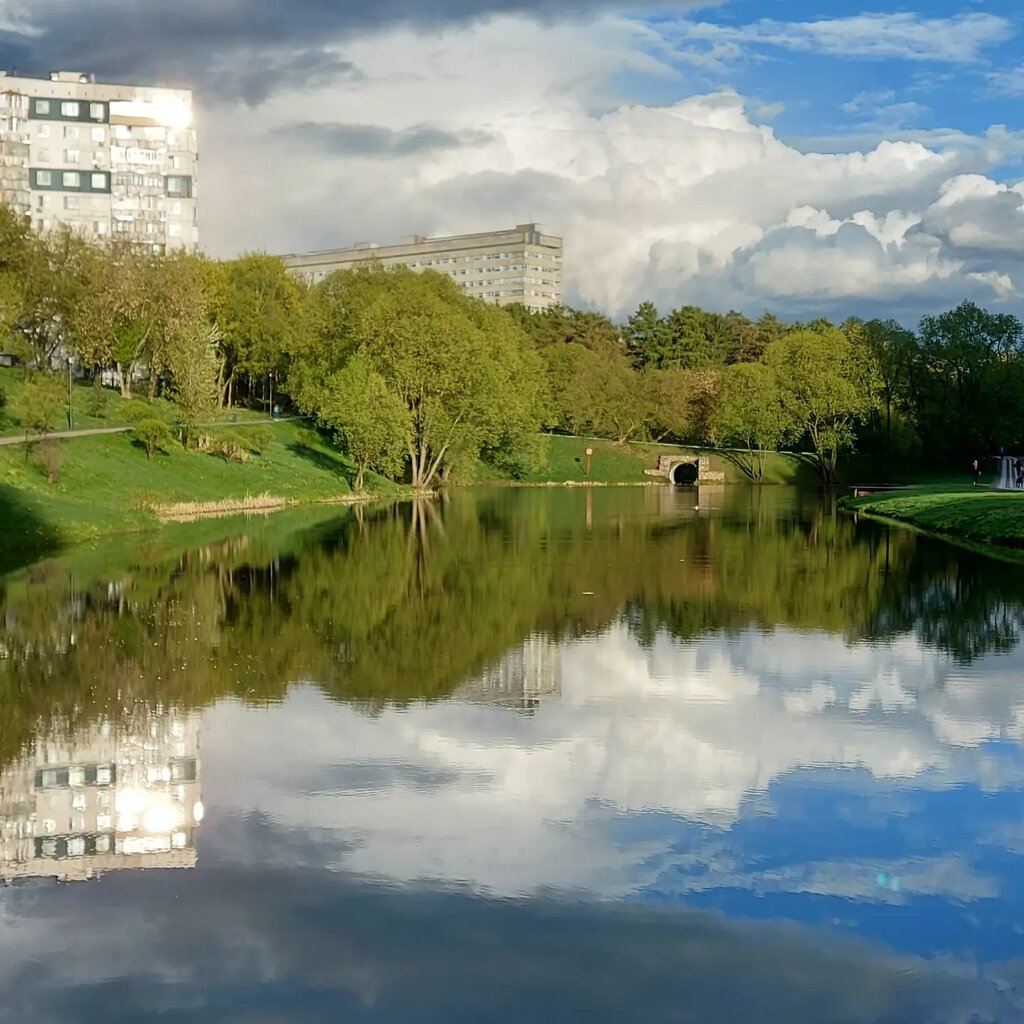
[840, 490, 1024, 562]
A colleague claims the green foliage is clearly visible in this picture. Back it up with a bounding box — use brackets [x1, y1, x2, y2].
[293, 267, 544, 488]
[715, 363, 793, 479]
[12, 374, 65, 436]
[204, 431, 250, 463]
[131, 418, 175, 461]
[247, 426, 274, 455]
[313, 353, 409, 490]
[87, 378, 108, 418]
[120, 399, 159, 425]
[766, 328, 872, 481]
[169, 324, 222, 448]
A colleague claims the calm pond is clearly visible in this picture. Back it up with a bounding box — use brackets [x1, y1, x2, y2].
[2, 486, 1024, 1023]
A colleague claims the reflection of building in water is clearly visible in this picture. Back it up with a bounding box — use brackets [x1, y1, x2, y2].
[0, 710, 203, 882]
[455, 635, 562, 711]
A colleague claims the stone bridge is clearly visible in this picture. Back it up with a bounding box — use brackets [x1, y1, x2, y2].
[645, 454, 725, 486]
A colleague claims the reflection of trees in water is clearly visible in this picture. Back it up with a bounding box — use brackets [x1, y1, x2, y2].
[1, 488, 1022, 770]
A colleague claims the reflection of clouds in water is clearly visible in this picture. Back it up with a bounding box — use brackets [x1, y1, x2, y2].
[2, 848, 1019, 1024]
[199, 624, 1024, 904]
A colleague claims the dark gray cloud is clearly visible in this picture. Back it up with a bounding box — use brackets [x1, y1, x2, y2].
[280, 120, 495, 157]
[0, 0, 706, 103]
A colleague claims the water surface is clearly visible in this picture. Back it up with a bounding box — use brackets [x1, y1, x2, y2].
[3, 487, 1024, 1023]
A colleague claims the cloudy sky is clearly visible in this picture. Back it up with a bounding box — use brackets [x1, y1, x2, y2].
[3, 0, 1024, 320]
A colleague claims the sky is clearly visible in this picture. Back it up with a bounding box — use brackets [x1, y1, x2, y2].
[3, 0, 1024, 321]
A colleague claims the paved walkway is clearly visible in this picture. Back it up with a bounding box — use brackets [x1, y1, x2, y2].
[0, 425, 131, 446]
[0, 416, 309, 447]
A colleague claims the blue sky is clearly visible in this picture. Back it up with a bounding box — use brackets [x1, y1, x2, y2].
[629, 0, 1023, 146]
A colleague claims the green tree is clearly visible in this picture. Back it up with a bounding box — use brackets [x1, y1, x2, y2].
[624, 301, 670, 369]
[766, 328, 872, 482]
[212, 254, 303, 409]
[715, 363, 792, 479]
[294, 267, 543, 489]
[132, 418, 175, 461]
[12, 373, 66, 439]
[168, 324, 222, 448]
[314, 354, 410, 491]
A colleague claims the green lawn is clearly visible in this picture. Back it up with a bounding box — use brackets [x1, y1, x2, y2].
[0, 417, 399, 562]
[844, 484, 1024, 548]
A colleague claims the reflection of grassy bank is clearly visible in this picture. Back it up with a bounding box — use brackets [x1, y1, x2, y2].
[0, 418, 401, 556]
[844, 486, 1024, 550]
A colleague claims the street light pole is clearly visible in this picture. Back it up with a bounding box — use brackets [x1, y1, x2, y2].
[67, 357, 73, 430]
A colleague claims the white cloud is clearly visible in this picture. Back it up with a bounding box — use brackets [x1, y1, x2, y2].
[677, 12, 1014, 64]
[199, 14, 1024, 318]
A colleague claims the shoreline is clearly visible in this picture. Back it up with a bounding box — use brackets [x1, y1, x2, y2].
[841, 488, 1024, 560]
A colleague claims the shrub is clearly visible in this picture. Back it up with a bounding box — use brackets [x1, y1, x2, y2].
[247, 426, 273, 455]
[87, 378, 109, 418]
[0, 384, 7, 410]
[207, 431, 250, 462]
[121, 399, 159, 425]
[132, 418, 175, 461]
[32, 438, 63, 483]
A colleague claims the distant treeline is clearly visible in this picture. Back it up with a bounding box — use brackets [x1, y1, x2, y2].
[2, 206, 1021, 484]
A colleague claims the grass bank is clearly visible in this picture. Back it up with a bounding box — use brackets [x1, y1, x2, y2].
[843, 484, 1024, 549]
[507, 435, 822, 487]
[0, 416, 398, 564]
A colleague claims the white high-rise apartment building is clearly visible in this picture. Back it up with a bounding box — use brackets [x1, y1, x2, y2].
[282, 224, 564, 311]
[0, 70, 198, 251]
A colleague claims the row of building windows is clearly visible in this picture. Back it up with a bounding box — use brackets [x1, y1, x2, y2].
[31, 97, 107, 122]
[29, 168, 192, 197]
[30, 168, 110, 192]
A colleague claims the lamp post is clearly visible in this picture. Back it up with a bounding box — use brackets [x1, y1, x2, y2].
[67, 356, 73, 430]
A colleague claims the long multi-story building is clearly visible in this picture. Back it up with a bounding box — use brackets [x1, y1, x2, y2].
[0, 70, 198, 252]
[281, 223, 564, 311]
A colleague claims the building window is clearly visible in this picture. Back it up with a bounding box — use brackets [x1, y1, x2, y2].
[168, 223, 182, 238]
[114, 124, 130, 140]
[37, 147, 50, 162]
[91, 126, 105, 143]
[64, 125, 78, 140]
[60, 101, 80, 117]
[91, 172, 107, 190]
[37, 123, 50, 138]
[64, 195, 78, 210]
[62, 170, 81, 188]
[89, 102, 105, 121]
[34, 169, 53, 186]
[64, 148, 80, 164]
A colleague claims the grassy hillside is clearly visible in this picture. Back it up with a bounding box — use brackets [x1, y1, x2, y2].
[0, 416, 397, 562]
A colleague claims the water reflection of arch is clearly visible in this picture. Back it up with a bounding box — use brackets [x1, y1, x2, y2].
[0, 708, 203, 882]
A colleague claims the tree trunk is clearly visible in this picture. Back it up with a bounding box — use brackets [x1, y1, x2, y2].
[116, 363, 131, 399]
[355, 465, 365, 492]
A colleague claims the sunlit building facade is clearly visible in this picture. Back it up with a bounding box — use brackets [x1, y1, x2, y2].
[281, 224, 564, 311]
[0, 70, 198, 251]
[0, 709, 203, 882]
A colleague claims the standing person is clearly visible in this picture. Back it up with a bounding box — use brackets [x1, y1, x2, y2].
[1016, 458, 1023, 490]
[971, 459, 981, 487]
